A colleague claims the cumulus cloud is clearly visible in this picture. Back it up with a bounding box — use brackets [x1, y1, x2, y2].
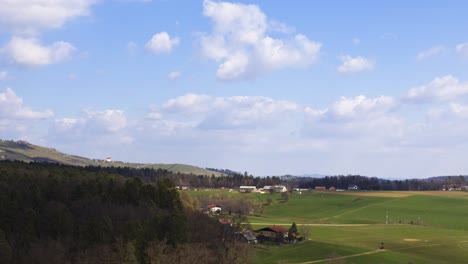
[55, 109, 127, 134]
[0, 71, 7, 80]
[456, 42, 468, 58]
[82, 109, 127, 133]
[0, 0, 95, 34]
[156, 94, 298, 129]
[199, 0, 321, 81]
[145, 32, 179, 54]
[1, 37, 75, 66]
[405, 75, 468, 103]
[167, 71, 181, 80]
[162, 94, 213, 114]
[417, 46, 445, 61]
[337, 55, 374, 74]
[305, 95, 396, 122]
[302, 95, 402, 142]
[0, 87, 53, 119]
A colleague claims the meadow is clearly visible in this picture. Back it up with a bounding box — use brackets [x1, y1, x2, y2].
[190, 189, 468, 263]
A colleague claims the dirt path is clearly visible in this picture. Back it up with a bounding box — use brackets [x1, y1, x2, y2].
[295, 239, 468, 264]
[249, 223, 370, 227]
[297, 249, 385, 264]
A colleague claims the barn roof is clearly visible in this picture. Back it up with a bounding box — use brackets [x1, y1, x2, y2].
[256, 225, 288, 233]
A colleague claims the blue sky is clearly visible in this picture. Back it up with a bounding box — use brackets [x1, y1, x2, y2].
[1, 0, 468, 178]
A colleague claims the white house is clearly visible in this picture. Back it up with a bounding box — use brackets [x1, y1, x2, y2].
[210, 206, 222, 214]
[263, 185, 288, 193]
[239, 186, 257, 193]
[348, 185, 359, 190]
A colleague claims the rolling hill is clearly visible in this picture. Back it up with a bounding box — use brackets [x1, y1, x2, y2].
[0, 140, 223, 176]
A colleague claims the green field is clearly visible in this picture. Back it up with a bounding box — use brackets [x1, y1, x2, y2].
[191, 190, 468, 263]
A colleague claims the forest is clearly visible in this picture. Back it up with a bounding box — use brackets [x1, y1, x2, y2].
[0, 161, 252, 264]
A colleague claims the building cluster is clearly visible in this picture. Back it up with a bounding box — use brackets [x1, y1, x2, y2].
[239, 185, 288, 193]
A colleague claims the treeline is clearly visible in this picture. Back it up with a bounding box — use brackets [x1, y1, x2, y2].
[292, 175, 467, 191]
[0, 161, 252, 264]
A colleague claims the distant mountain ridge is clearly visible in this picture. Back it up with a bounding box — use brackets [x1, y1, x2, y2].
[0, 140, 224, 176]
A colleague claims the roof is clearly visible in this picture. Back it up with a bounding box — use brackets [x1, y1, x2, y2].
[218, 218, 232, 225]
[242, 231, 257, 241]
[207, 204, 221, 209]
[256, 225, 288, 233]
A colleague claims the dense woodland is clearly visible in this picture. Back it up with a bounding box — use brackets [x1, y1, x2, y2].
[0, 161, 252, 264]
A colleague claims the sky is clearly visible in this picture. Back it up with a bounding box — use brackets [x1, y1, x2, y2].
[1, 0, 468, 178]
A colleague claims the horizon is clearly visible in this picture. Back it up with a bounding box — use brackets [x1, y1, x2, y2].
[1, 1, 468, 179]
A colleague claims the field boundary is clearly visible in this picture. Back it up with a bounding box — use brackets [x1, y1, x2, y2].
[296, 249, 385, 263]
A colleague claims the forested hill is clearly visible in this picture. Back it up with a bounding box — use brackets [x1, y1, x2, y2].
[0, 140, 223, 176]
[0, 161, 251, 263]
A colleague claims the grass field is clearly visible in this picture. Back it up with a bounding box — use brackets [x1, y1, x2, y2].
[189, 190, 468, 263]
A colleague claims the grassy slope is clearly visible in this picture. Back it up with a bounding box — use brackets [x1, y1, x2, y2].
[188, 190, 468, 263]
[0, 140, 223, 176]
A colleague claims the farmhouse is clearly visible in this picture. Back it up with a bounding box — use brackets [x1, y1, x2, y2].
[263, 185, 288, 193]
[256, 225, 288, 243]
[348, 185, 359, 190]
[207, 204, 222, 214]
[239, 186, 257, 193]
[315, 186, 326, 190]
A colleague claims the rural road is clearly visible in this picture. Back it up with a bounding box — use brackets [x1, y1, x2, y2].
[296, 249, 385, 264]
[249, 223, 370, 226]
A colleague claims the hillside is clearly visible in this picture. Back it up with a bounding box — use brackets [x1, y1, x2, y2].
[0, 140, 223, 176]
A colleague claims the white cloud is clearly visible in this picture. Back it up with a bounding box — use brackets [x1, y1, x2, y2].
[405, 75, 468, 102]
[0, 87, 53, 119]
[0, 71, 7, 80]
[0, 0, 95, 35]
[162, 94, 213, 114]
[200, 0, 321, 81]
[1, 37, 75, 66]
[305, 95, 396, 122]
[456, 42, 468, 58]
[145, 32, 179, 54]
[302, 95, 402, 144]
[83, 109, 127, 133]
[337, 55, 374, 74]
[417, 46, 445, 61]
[167, 71, 181, 80]
[449, 103, 468, 118]
[157, 93, 298, 129]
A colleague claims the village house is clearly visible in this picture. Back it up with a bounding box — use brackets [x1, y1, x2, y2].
[348, 185, 359, 190]
[207, 204, 222, 214]
[263, 185, 288, 193]
[256, 225, 288, 243]
[239, 186, 257, 193]
[314, 186, 326, 190]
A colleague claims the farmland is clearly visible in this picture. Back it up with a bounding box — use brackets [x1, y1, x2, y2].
[190, 190, 468, 263]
